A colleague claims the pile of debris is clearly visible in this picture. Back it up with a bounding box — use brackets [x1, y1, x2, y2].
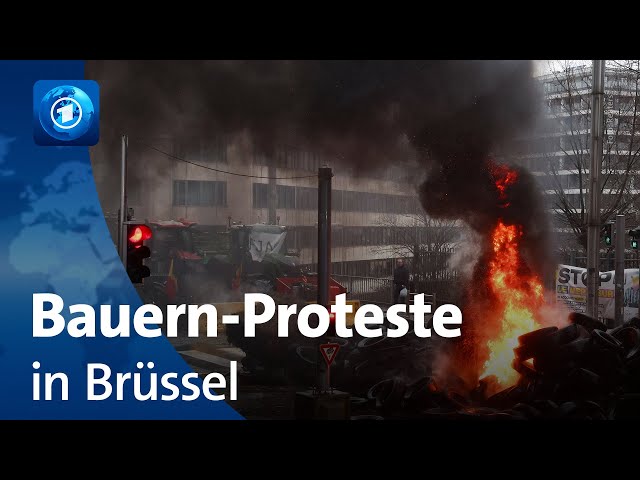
[356, 312, 640, 420]
[226, 312, 443, 414]
[471, 312, 640, 419]
[226, 306, 640, 419]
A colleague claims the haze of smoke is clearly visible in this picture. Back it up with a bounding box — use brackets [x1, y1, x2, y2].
[447, 228, 483, 280]
[537, 301, 572, 329]
[86, 61, 546, 234]
[87, 60, 552, 282]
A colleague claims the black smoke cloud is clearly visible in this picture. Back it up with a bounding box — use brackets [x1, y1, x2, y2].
[87, 60, 537, 167]
[87, 60, 551, 274]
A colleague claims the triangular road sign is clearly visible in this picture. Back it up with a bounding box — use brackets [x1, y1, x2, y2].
[320, 343, 340, 366]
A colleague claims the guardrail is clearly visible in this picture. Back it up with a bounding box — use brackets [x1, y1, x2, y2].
[332, 274, 437, 308]
[332, 274, 393, 305]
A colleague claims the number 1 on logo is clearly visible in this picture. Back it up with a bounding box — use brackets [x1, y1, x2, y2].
[56, 104, 74, 124]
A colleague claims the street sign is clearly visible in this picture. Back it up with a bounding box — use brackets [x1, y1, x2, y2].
[320, 343, 340, 367]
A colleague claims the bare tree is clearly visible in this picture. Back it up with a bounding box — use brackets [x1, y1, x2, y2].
[371, 212, 460, 283]
[537, 60, 640, 249]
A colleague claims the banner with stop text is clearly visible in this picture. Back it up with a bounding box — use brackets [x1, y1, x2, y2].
[555, 264, 640, 321]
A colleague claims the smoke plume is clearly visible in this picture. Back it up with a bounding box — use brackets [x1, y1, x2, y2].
[89, 60, 554, 388]
[88, 58, 552, 275]
[87, 62, 543, 193]
[88, 60, 551, 262]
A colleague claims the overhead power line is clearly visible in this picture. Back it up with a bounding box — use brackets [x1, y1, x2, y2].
[130, 138, 319, 180]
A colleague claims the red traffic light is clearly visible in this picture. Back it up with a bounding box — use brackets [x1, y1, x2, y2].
[128, 224, 152, 244]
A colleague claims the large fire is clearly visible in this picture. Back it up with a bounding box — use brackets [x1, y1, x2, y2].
[478, 163, 545, 390]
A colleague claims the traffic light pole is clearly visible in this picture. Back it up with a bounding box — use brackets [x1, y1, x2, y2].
[118, 135, 128, 266]
[614, 214, 625, 327]
[316, 166, 332, 392]
[586, 60, 605, 319]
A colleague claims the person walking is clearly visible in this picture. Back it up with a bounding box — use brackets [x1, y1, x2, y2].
[393, 258, 410, 304]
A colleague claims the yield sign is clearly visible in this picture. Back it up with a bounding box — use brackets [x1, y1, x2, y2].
[320, 343, 340, 367]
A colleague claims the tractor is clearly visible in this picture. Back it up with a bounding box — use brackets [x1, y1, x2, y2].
[140, 219, 346, 306]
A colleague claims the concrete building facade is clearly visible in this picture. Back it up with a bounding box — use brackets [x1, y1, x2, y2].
[512, 64, 640, 256]
[91, 135, 430, 277]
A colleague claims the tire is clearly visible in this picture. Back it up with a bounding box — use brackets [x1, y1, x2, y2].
[557, 401, 579, 418]
[295, 345, 318, 366]
[357, 335, 389, 351]
[349, 396, 369, 408]
[512, 403, 542, 419]
[568, 312, 607, 332]
[403, 377, 439, 410]
[350, 415, 384, 420]
[591, 329, 624, 354]
[367, 378, 406, 412]
[611, 327, 640, 351]
[518, 326, 558, 346]
[515, 327, 558, 361]
[548, 324, 590, 347]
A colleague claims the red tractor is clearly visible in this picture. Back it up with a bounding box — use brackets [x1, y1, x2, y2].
[140, 219, 347, 305]
[140, 219, 205, 305]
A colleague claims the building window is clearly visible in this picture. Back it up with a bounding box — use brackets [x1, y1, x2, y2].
[251, 183, 422, 214]
[277, 185, 296, 209]
[173, 180, 227, 207]
[297, 186, 318, 210]
[252, 183, 268, 208]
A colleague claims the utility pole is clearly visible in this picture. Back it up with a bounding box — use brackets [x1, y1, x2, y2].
[586, 60, 605, 318]
[317, 166, 333, 309]
[316, 165, 333, 392]
[614, 214, 625, 327]
[118, 134, 128, 266]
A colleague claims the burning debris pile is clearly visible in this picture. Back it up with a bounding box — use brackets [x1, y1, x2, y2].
[465, 312, 640, 419]
[95, 60, 639, 417]
[226, 303, 640, 419]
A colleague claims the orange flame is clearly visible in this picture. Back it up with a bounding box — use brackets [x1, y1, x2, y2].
[431, 161, 552, 395]
[474, 162, 545, 390]
[479, 221, 544, 388]
[490, 162, 518, 208]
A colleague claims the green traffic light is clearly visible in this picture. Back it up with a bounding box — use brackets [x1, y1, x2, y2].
[633, 239, 639, 250]
[602, 223, 613, 245]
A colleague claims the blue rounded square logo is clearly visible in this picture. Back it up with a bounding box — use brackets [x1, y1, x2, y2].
[33, 80, 100, 146]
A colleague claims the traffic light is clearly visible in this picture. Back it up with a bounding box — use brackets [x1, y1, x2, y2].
[630, 228, 640, 250]
[603, 223, 613, 246]
[126, 224, 152, 283]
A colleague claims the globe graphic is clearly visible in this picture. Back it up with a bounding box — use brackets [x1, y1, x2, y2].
[39, 85, 95, 141]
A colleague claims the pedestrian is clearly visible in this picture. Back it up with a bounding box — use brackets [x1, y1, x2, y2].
[393, 258, 410, 304]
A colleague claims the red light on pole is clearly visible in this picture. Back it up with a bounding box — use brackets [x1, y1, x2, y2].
[128, 225, 152, 244]
[126, 223, 152, 284]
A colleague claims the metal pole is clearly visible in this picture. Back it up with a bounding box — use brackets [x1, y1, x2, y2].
[316, 166, 332, 393]
[317, 166, 333, 308]
[586, 60, 606, 318]
[118, 135, 128, 265]
[615, 215, 625, 327]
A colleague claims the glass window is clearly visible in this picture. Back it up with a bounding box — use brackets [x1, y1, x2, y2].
[172, 180, 227, 207]
[173, 180, 186, 206]
[252, 183, 268, 208]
